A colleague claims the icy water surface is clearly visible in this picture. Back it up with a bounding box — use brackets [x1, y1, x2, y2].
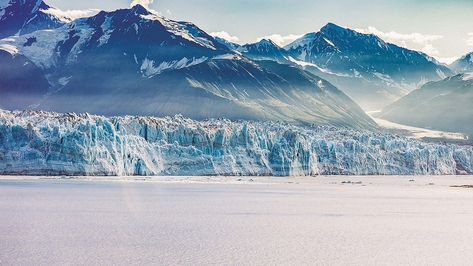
[2, 176, 473, 265]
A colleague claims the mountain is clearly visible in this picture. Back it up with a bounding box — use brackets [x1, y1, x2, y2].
[284, 23, 452, 110]
[450, 52, 473, 73]
[1, 109, 472, 176]
[237, 39, 291, 63]
[0, 49, 49, 109]
[380, 73, 473, 137]
[0, 0, 70, 39]
[0, 4, 375, 130]
[213, 36, 240, 50]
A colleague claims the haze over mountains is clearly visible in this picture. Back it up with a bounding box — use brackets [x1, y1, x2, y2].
[381, 73, 473, 136]
[450, 52, 473, 73]
[0, 0, 472, 136]
[233, 23, 452, 110]
[379, 52, 473, 137]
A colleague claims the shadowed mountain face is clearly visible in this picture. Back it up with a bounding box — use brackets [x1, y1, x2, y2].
[0, 50, 49, 109]
[450, 52, 473, 74]
[284, 23, 452, 110]
[381, 73, 473, 137]
[0, 0, 68, 39]
[0, 4, 376, 130]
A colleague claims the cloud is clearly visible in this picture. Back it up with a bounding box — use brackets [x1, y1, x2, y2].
[42, 8, 100, 21]
[421, 44, 440, 57]
[356, 26, 443, 45]
[130, 0, 154, 8]
[256, 34, 303, 47]
[355, 26, 444, 56]
[210, 31, 240, 43]
[467, 33, 473, 46]
[435, 57, 459, 65]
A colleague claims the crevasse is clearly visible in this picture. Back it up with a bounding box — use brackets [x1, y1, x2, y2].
[0, 109, 472, 176]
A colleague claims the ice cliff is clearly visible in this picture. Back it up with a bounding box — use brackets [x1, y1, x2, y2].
[0, 109, 472, 176]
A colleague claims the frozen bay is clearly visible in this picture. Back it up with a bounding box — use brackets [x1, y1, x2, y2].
[2, 176, 473, 265]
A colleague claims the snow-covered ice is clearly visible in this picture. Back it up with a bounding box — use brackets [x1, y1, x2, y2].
[0, 109, 472, 176]
[2, 177, 473, 266]
[372, 116, 467, 141]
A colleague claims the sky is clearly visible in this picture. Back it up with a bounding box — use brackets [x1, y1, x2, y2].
[47, 0, 473, 64]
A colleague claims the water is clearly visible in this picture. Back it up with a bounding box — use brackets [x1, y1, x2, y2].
[2, 177, 473, 265]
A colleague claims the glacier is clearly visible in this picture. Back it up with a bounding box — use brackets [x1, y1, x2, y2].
[0, 109, 472, 176]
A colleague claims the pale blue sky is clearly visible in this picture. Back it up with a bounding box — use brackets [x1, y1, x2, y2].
[47, 0, 473, 63]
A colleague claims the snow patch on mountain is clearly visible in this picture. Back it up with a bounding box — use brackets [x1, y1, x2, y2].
[0, 18, 105, 68]
[0, 29, 67, 68]
[284, 32, 317, 51]
[0, 0, 9, 17]
[0, 0, 11, 9]
[288, 56, 353, 77]
[97, 15, 113, 46]
[0, 43, 18, 55]
[323, 37, 336, 47]
[57, 76, 72, 86]
[66, 24, 95, 64]
[140, 56, 208, 77]
[213, 53, 242, 60]
[140, 13, 216, 50]
[287, 56, 317, 67]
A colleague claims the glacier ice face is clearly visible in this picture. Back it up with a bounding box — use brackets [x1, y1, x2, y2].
[0, 109, 472, 176]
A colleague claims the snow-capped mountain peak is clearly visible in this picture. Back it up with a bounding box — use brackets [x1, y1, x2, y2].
[136, 10, 219, 50]
[0, 0, 70, 38]
[0, 4, 230, 69]
[283, 22, 452, 109]
[255, 38, 278, 47]
[320, 22, 347, 36]
[450, 52, 473, 73]
[237, 38, 290, 62]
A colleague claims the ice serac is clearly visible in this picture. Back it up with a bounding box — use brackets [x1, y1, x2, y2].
[0, 5, 375, 130]
[1, 109, 472, 176]
[284, 23, 452, 110]
[0, 0, 68, 39]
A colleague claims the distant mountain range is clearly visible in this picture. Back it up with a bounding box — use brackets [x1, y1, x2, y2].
[380, 73, 473, 137]
[221, 23, 453, 110]
[450, 52, 473, 73]
[0, 2, 375, 130]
